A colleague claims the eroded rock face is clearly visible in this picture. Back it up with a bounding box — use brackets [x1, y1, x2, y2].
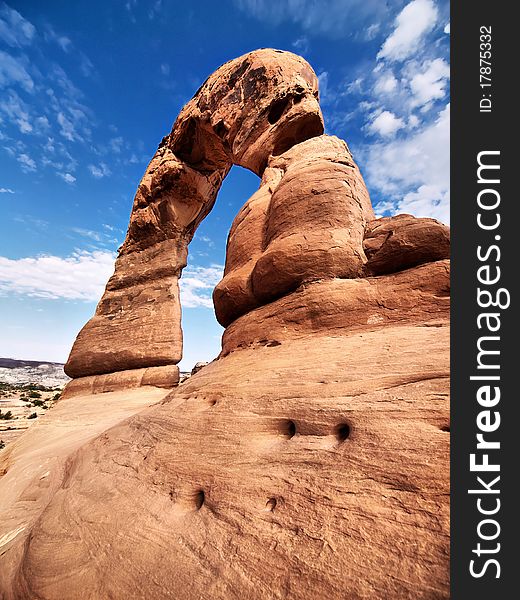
[0, 49, 450, 599]
[214, 135, 374, 326]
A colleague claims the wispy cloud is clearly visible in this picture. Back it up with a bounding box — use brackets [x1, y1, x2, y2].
[71, 227, 102, 242]
[195, 234, 215, 248]
[88, 162, 111, 178]
[57, 172, 76, 184]
[0, 50, 34, 93]
[43, 24, 72, 52]
[0, 3, 35, 47]
[109, 136, 124, 153]
[0, 187, 15, 193]
[17, 152, 36, 172]
[180, 265, 223, 309]
[0, 89, 33, 133]
[377, 0, 438, 61]
[79, 52, 95, 77]
[234, 0, 391, 37]
[56, 110, 83, 142]
[69, 225, 122, 249]
[0, 250, 116, 301]
[12, 214, 49, 230]
[408, 57, 449, 108]
[292, 36, 309, 55]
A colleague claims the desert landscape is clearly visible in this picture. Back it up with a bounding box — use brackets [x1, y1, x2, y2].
[0, 359, 68, 449]
[0, 48, 449, 599]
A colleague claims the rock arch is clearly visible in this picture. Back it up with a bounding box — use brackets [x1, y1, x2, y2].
[64, 49, 375, 385]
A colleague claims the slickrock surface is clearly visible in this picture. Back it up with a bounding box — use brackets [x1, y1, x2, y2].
[0, 49, 449, 599]
[0, 327, 449, 600]
[0, 387, 171, 590]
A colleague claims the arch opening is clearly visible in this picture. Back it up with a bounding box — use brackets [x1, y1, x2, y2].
[179, 165, 260, 372]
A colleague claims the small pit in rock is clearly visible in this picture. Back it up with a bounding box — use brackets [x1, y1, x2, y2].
[281, 420, 297, 439]
[335, 423, 351, 442]
[193, 490, 205, 510]
[265, 497, 277, 512]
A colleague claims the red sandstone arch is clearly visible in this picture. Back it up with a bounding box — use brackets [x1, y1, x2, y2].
[64, 49, 449, 395]
[64, 49, 374, 383]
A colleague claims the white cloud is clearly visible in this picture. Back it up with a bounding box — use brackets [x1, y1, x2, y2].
[160, 63, 170, 76]
[0, 187, 15, 194]
[377, 0, 438, 62]
[364, 23, 380, 41]
[79, 52, 95, 77]
[180, 265, 223, 309]
[0, 51, 34, 93]
[398, 183, 449, 222]
[0, 90, 33, 133]
[109, 136, 124, 153]
[408, 114, 420, 128]
[373, 71, 398, 95]
[17, 153, 36, 172]
[0, 250, 116, 301]
[195, 234, 215, 248]
[56, 111, 81, 142]
[58, 172, 76, 184]
[35, 115, 50, 132]
[88, 162, 111, 178]
[444, 22, 450, 34]
[367, 110, 404, 137]
[363, 103, 450, 224]
[409, 58, 449, 107]
[0, 4, 35, 47]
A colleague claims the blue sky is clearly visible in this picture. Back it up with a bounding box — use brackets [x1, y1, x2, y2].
[0, 0, 449, 370]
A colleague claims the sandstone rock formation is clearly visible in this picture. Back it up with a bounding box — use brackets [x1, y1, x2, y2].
[0, 49, 450, 599]
[64, 49, 324, 380]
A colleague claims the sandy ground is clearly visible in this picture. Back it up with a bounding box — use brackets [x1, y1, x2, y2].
[0, 386, 61, 449]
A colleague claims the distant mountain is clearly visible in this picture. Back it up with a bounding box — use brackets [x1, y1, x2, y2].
[0, 358, 65, 369]
[0, 358, 69, 387]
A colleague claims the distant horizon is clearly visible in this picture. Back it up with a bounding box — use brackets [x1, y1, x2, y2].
[1, 355, 66, 365]
[0, 355, 202, 373]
